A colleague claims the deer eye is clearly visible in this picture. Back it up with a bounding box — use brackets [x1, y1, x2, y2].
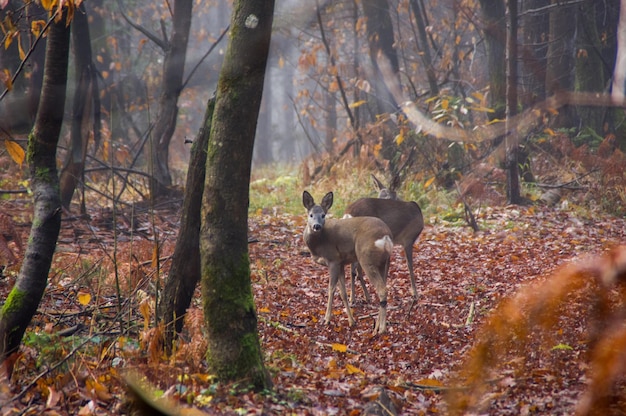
[322, 214, 326, 219]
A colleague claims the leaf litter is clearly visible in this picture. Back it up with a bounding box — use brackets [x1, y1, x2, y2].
[0, 199, 625, 414]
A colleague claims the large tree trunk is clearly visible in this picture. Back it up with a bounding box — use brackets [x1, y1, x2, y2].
[159, 97, 214, 353]
[410, 0, 438, 96]
[545, 0, 576, 127]
[59, 3, 98, 212]
[361, 0, 400, 117]
[150, 0, 193, 198]
[0, 7, 69, 364]
[519, 0, 548, 108]
[478, 0, 506, 121]
[574, 1, 607, 136]
[200, 0, 274, 390]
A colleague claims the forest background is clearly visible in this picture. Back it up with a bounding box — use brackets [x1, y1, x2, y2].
[1, 0, 626, 414]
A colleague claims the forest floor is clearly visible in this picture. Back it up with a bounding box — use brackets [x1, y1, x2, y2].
[1, 196, 626, 415]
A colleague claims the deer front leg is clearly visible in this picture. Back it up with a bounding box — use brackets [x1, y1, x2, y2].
[324, 263, 341, 325]
[337, 266, 356, 326]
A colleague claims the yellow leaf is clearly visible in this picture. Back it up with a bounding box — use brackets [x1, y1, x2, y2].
[41, 0, 55, 11]
[345, 363, 363, 374]
[5, 140, 25, 166]
[394, 132, 404, 145]
[373, 142, 382, 158]
[441, 99, 449, 110]
[349, 100, 367, 109]
[415, 378, 444, 387]
[77, 291, 91, 306]
[139, 300, 151, 330]
[151, 243, 159, 268]
[31, 20, 46, 38]
[258, 307, 270, 313]
[278, 55, 285, 69]
[86, 378, 112, 401]
[424, 176, 436, 189]
[544, 128, 556, 136]
[468, 105, 495, 113]
[17, 37, 25, 60]
[4, 33, 12, 50]
[471, 91, 485, 101]
[331, 343, 348, 353]
[1, 69, 12, 91]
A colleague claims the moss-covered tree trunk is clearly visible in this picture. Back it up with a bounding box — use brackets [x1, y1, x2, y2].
[200, 0, 274, 390]
[0, 8, 69, 363]
[159, 97, 215, 353]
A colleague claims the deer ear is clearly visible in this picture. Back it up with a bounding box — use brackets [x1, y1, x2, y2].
[321, 192, 333, 211]
[371, 174, 385, 191]
[302, 191, 314, 209]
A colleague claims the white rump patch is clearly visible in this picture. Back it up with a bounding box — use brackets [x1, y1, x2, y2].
[342, 214, 353, 219]
[375, 235, 393, 252]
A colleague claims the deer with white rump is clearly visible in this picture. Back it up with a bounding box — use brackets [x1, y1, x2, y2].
[345, 175, 424, 304]
[302, 191, 393, 334]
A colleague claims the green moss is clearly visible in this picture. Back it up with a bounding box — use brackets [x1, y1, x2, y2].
[26, 131, 36, 164]
[34, 167, 52, 182]
[1, 287, 27, 316]
[203, 249, 270, 390]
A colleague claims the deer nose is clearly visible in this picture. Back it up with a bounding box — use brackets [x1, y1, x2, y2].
[313, 224, 322, 231]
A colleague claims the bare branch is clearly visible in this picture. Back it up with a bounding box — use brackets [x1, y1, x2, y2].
[116, 0, 167, 51]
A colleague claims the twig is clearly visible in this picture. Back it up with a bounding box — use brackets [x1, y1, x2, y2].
[182, 25, 229, 90]
[0, 9, 59, 102]
[465, 301, 475, 326]
[1, 332, 104, 407]
[260, 317, 361, 355]
[116, 0, 167, 50]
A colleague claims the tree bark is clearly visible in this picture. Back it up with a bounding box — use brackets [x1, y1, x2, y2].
[478, 0, 506, 121]
[506, 0, 521, 204]
[159, 97, 214, 354]
[59, 2, 98, 212]
[151, 0, 193, 198]
[574, 1, 607, 136]
[519, 0, 548, 107]
[361, 0, 400, 117]
[200, 0, 274, 390]
[410, 0, 438, 96]
[0, 8, 69, 363]
[545, 0, 576, 127]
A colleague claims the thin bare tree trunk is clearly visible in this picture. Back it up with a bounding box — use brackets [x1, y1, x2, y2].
[151, 0, 193, 197]
[506, 0, 521, 204]
[159, 97, 214, 353]
[59, 2, 98, 212]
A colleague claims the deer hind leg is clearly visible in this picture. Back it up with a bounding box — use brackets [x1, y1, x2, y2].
[362, 262, 388, 334]
[404, 245, 418, 299]
[350, 262, 372, 304]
